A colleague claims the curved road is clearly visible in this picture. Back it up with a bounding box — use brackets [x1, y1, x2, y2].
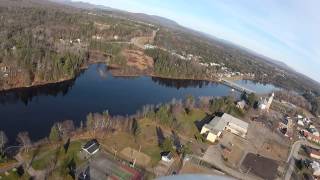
[285, 140, 320, 180]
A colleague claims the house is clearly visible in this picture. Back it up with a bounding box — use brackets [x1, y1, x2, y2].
[278, 116, 293, 138]
[297, 119, 305, 126]
[200, 113, 249, 143]
[161, 151, 173, 162]
[236, 100, 246, 110]
[309, 149, 320, 160]
[297, 115, 304, 119]
[304, 118, 312, 126]
[144, 44, 156, 49]
[309, 125, 319, 137]
[82, 139, 100, 155]
[311, 161, 320, 176]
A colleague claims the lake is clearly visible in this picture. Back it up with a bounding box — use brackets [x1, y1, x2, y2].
[0, 64, 276, 141]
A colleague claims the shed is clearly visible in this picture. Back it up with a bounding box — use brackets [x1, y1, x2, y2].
[82, 139, 100, 155]
[161, 151, 173, 162]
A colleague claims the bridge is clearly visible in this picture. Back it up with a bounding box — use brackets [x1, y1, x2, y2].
[221, 79, 255, 94]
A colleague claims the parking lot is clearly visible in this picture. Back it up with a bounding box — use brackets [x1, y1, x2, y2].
[241, 153, 279, 180]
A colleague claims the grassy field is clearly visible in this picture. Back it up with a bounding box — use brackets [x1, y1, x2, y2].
[99, 118, 162, 167]
[19, 140, 86, 180]
[99, 109, 206, 168]
[28, 141, 84, 170]
[175, 109, 207, 137]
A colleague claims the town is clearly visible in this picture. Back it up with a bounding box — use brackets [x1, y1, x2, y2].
[1, 0, 320, 180]
[1, 86, 320, 180]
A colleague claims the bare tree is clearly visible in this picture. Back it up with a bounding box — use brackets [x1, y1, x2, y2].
[17, 132, 32, 153]
[61, 120, 75, 137]
[0, 131, 8, 153]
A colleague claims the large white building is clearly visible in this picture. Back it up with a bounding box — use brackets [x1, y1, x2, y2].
[200, 113, 249, 143]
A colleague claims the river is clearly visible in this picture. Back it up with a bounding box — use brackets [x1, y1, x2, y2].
[0, 64, 277, 141]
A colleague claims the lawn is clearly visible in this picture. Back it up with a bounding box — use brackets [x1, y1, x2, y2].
[22, 140, 85, 171]
[99, 118, 163, 167]
[0, 169, 30, 180]
[175, 109, 207, 137]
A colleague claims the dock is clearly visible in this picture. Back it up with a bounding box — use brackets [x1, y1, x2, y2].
[221, 79, 255, 94]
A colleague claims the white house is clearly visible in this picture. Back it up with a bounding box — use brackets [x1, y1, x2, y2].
[297, 119, 305, 126]
[200, 113, 249, 143]
[144, 44, 156, 49]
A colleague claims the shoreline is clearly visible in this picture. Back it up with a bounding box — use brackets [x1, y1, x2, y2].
[0, 60, 108, 93]
[0, 62, 249, 93]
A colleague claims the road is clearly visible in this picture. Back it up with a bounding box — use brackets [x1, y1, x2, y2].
[284, 140, 320, 180]
[131, 29, 158, 49]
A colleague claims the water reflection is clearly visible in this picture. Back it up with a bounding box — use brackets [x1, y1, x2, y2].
[0, 64, 278, 141]
[97, 64, 109, 79]
[151, 77, 212, 89]
[0, 79, 75, 105]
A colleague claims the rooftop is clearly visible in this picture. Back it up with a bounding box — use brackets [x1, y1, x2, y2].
[83, 139, 100, 154]
[206, 113, 248, 132]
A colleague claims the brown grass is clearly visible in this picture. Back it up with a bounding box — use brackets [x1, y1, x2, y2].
[123, 49, 153, 70]
[120, 147, 151, 167]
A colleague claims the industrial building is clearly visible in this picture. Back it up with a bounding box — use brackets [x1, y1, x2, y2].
[200, 113, 249, 143]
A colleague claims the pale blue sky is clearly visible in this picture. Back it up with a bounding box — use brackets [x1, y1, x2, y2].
[75, 0, 320, 82]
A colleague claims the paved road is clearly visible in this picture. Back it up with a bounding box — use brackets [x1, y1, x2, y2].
[285, 140, 320, 180]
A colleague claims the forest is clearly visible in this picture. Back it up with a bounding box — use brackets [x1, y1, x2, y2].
[154, 28, 320, 95]
[0, 0, 153, 90]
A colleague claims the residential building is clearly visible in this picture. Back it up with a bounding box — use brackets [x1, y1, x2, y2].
[311, 161, 320, 176]
[297, 119, 305, 126]
[309, 125, 320, 137]
[310, 149, 320, 160]
[144, 44, 156, 49]
[200, 113, 249, 143]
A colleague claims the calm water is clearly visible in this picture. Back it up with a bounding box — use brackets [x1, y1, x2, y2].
[0, 64, 276, 141]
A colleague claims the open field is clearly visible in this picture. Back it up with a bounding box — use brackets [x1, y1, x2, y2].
[120, 147, 151, 167]
[123, 49, 154, 70]
[18, 140, 86, 179]
[180, 161, 222, 175]
[0, 170, 30, 180]
[259, 140, 289, 160]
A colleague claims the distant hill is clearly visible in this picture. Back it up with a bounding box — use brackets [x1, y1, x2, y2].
[49, 0, 110, 9]
[50, 0, 179, 28]
[56, 0, 320, 86]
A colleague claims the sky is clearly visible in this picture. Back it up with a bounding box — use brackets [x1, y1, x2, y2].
[75, 0, 320, 82]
